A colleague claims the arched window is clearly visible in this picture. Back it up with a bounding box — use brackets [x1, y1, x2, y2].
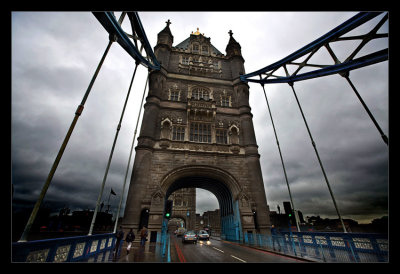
[161, 119, 172, 139]
[229, 126, 239, 145]
[192, 87, 210, 100]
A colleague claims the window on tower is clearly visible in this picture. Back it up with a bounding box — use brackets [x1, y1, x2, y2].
[170, 90, 179, 101]
[182, 56, 190, 65]
[216, 129, 227, 144]
[193, 43, 199, 53]
[190, 123, 211, 143]
[192, 87, 210, 100]
[221, 96, 230, 107]
[172, 126, 185, 141]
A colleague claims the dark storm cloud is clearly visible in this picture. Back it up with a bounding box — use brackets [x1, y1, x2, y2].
[11, 12, 139, 216]
[12, 12, 388, 224]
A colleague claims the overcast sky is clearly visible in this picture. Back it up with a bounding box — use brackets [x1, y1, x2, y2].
[11, 12, 388, 224]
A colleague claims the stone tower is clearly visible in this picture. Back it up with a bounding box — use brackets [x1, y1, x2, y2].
[122, 20, 271, 241]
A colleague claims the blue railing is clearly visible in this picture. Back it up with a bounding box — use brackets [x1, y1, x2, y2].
[12, 233, 117, 262]
[243, 231, 388, 262]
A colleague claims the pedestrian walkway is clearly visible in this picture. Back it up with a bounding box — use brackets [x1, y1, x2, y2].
[116, 241, 165, 262]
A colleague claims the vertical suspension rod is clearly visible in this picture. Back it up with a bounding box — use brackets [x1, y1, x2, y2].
[288, 82, 347, 233]
[260, 83, 300, 232]
[88, 61, 140, 235]
[113, 71, 150, 233]
[18, 35, 117, 243]
[343, 75, 388, 146]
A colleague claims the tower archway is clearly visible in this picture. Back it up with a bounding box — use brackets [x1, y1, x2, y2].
[161, 165, 243, 241]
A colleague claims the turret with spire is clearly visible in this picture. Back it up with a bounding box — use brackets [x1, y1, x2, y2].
[226, 30, 242, 57]
[225, 30, 245, 80]
[154, 19, 174, 68]
[157, 19, 173, 48]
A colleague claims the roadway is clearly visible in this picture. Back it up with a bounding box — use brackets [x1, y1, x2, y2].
[118, 234, 309, 263]
[170, 235, 306, 263]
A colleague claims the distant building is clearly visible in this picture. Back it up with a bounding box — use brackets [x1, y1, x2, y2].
[202, 209, 221, 235]
[169, 188, 196, 230]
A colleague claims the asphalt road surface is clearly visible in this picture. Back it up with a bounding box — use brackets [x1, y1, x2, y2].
[170, 235, 306, 263]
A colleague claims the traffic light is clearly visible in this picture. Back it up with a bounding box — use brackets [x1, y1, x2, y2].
[165, 200, 173, 219]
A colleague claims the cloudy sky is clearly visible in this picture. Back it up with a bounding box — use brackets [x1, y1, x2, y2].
[11, 12, 388, 225]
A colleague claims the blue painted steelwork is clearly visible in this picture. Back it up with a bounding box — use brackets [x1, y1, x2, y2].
[248, 49, 387, 84]
[241, 231, 388, 262]
[240, 12, 387, 85]
[12, 233, 116, 262]
[93, 12, 160, 71]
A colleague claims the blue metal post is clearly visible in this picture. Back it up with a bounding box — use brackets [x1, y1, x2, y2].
[167, 234, 171, 262]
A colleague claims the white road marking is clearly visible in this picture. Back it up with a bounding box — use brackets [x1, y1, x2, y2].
[212, 247, 225, 253]
[231, 255, 246, 263]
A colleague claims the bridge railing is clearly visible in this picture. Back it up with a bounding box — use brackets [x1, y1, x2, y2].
[243, 231, 388, 263]
[12, 233, 117, 262]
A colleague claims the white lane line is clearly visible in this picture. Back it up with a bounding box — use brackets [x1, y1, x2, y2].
[212, 247, 225, 253]
[231, 255, 246, 263]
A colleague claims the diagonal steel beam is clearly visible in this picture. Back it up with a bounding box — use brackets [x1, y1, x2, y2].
[240, 12, 386, 84]
[244, 49, 387, 84]
[93, 12, 160, 70]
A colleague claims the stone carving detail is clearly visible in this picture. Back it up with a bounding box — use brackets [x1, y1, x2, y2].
[243, 215, 253, 224]
[228, 123, 240, 145]
[160, 118, 172, 140]
[160, 112, 186, 125]
[151, 191, 164, 205]
[239, 193, 250, 208]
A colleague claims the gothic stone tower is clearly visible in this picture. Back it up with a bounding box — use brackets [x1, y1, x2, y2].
[122, 21, 271, 241]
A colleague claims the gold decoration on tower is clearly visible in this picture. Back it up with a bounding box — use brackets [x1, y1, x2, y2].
[191, 27, 204, 36]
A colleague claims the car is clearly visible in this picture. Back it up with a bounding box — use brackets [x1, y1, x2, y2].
[197, 230, 209, 241]
[182, 230, 197, 244]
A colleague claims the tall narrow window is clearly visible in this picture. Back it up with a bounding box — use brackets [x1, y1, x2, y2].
[221, 96, 230, 107]
[190, 123, 211, 143]
[172, 126, 185, 141]
[170, 91, 179, 101]
[193, 43, 199, 53]
[216, 129, 227, 144]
